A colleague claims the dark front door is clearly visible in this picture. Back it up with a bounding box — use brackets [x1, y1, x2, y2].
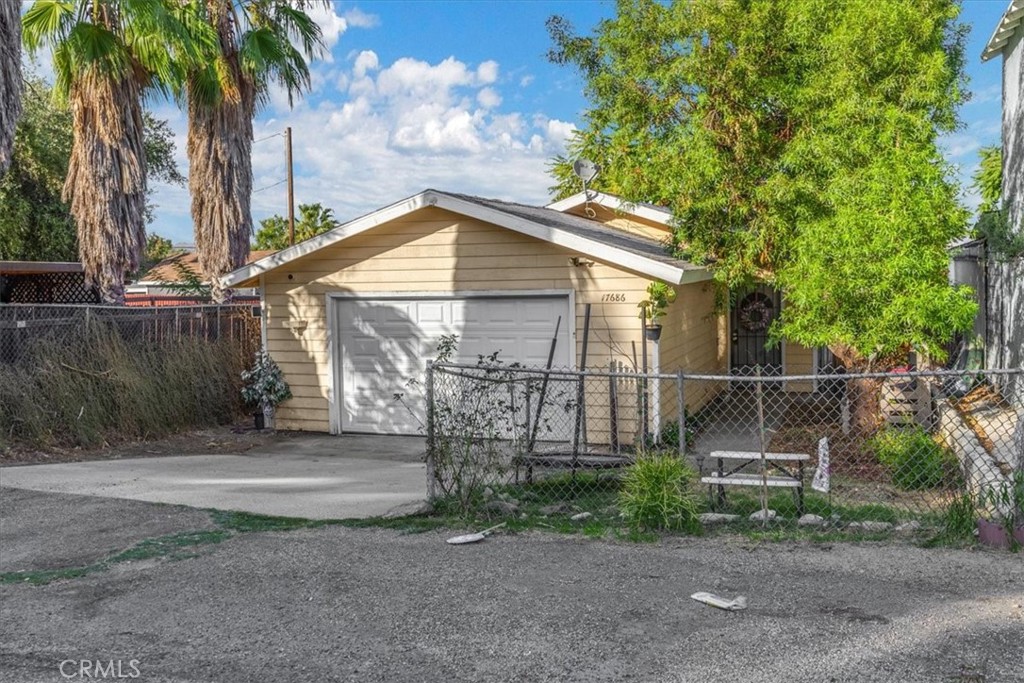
[730, 286, 782, 375]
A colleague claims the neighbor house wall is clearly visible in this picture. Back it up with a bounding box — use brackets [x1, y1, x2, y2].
[262, 206, 677, 433]
[987, 25, 1024, 405]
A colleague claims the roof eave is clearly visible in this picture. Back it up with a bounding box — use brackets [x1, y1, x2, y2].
[221, 190, 702, 288]
[982, 0, 1024, 61]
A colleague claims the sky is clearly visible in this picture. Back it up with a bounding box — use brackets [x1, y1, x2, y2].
[24, 0, 1012, 246]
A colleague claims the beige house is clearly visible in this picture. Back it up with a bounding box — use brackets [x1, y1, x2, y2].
[222, 189, 817, 434]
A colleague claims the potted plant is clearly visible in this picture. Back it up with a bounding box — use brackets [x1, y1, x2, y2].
[637, 282, 677, 341]
[977, 469, 1024, 550]
[241, 351, 292, 430]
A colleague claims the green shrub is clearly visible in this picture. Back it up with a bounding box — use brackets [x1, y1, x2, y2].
[618, 453, 701, 533]
[868, 426, 955, 490]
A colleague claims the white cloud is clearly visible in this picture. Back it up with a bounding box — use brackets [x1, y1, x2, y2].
[145, 52, 576, 243]
[353, 50, 380, 79]
[477, 87, 502, 109]
[343, 7, 380, 29]
[476, 60, 500, 84]
[520, 74, 535, 87]
[306, 5, 349, 56]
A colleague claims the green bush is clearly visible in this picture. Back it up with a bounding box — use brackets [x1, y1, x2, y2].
[618, 453, 701, 533]
[868, 426, 955, 490]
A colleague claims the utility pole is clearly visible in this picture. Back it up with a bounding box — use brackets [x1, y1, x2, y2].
[285, 126, 295, 246]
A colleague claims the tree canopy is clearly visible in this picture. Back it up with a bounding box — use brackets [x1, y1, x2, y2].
[253, 203, 338, 250]
[549, 0, 976, 369]
[0, 77, 185, 262]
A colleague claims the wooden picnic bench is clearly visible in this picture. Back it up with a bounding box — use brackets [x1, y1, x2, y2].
[700, 450, 809, 515]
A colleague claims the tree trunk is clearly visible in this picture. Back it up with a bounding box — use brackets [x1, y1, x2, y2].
[188, 1, 254, 304]
[64, 71, 147, 304]
[830, 343, 887, 436]
[0, 0, 22, 176]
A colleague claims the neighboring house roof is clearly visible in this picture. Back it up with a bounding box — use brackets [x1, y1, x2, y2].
[220, 189, 705, 288]
[982, 0, 1024, 61]
[137, 250, 276, 285]
[546, 191, 673, 226]
[0, 261, 85, 275]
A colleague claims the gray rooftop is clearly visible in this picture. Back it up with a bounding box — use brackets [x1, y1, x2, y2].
[439, 191, 700, 271]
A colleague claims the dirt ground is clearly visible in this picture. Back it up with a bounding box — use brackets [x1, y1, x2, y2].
[2, 487, 1022, 683]
[0, 424, 284, 467]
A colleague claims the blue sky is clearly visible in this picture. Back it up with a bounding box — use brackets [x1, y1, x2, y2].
[132, 0, 1009, 245]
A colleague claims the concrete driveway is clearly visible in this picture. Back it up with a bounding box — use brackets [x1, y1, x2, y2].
[0, 435, 427, 520]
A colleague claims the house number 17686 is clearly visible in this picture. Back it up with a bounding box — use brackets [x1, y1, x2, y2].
[601, 293, 626, 302]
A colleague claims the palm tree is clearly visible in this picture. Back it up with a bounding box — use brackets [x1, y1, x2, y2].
[187, 1, 325, 302]
[0, 0, 23, 175]
[21, 1, 210, 302]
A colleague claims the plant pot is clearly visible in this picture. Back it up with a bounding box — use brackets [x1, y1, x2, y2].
[253, 411, 265, 430]
[976, 518, 1024, 549]
[645, 324, 662, 341]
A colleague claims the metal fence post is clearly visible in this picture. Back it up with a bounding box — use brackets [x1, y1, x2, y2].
[425, 360, 437, 501]
[677, 371, 686, 458]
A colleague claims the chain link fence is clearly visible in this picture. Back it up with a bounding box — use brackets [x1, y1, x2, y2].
[0, 304, 260, 364]
[426, 360, 1022, 536]
[0, 304, 262, 449]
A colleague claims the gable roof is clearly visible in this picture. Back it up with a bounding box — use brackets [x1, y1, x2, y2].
[982, 0, 1024, 61]
[546, 191, 673, 226]
[221, 189, 705, 288]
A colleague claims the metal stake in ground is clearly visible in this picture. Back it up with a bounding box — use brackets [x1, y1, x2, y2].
[756, 365, 769, 527]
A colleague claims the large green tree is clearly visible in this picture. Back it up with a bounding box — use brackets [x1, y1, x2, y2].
[21, 0, 211, 302]
[549, 0, 976, 379]
[0, 77, 186, 262]
[186, 0, 326, 301]
[252, 202, 337, 250]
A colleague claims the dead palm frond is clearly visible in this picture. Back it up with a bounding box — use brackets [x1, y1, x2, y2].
[22, 0, 213, 302]
[188, 0, 326, 302]
[0, 0, 23, 175]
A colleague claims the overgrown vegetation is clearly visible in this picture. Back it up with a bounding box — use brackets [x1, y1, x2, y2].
[868, 426, 956, 491]
[618, 454, 701, 533]
[0, 321, 249, 449]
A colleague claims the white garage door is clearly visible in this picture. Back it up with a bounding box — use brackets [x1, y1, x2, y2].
[337, 296, 572, 434]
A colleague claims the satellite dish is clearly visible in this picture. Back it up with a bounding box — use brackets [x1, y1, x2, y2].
[572, 158, 600, 184]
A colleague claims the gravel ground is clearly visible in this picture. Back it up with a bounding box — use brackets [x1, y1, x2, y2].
[1, 489, 1022, 683]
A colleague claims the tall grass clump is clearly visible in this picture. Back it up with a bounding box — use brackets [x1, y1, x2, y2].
[618, 453, 701, 534]
[868, 426, 957, 490]
[0, 322, 249, 449]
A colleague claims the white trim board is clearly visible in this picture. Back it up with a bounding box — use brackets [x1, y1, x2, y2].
[546, 191, 673, 226]
[220, 190, 702, 288]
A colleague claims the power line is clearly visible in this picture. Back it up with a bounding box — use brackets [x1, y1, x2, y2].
[253, 179, 287, 194]
[253, 132, 284, 144]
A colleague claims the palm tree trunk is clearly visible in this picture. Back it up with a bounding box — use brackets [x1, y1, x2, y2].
[64, 70, 147, 303]
[188, 2, 253, 304]
[0, 0, 23, 175]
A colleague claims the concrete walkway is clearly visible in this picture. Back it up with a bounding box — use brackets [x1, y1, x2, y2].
[0, 435, 428, 520]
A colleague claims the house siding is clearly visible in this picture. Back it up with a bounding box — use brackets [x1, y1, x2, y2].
[262, 206, 707, 433]
[987, 24, 1024, 405]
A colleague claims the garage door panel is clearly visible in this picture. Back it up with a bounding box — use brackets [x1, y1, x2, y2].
[338, 296, 571, 435]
